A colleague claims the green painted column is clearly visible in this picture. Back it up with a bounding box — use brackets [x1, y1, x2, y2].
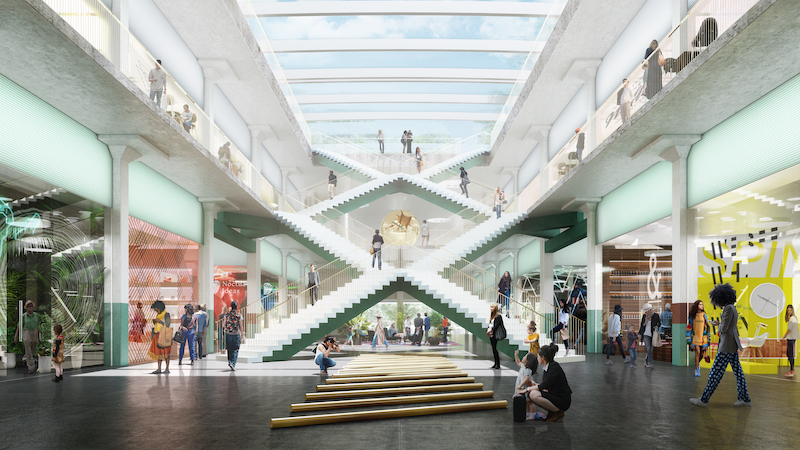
[672, 323, 689, 366]
[587, 309, 603, 353]
[103, 301, 129, 366]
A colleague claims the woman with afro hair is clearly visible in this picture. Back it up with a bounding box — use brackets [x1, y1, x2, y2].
[690, 283, 751, 407]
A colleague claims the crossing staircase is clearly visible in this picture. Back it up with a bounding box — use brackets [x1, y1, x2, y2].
[419, 149, 489, 182]
[222, 150, 585, 364]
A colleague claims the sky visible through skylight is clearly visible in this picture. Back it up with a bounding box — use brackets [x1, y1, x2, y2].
[247, 0, 562, 140]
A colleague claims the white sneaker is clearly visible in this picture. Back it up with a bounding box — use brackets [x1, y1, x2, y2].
[689, 398, 708, 407]
[623, 357, 631, 363]
[604, 360, 613, 365]
[734, 400, 752, 407]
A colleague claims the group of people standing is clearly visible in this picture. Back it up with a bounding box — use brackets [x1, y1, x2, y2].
[604, 302, 662, 368]
[374, 129, 415, 154]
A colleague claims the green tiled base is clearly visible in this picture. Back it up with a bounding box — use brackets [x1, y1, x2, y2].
[587, 309, 603, 353]
[103, 303, 129, 367]
[672, 323, 689, 366]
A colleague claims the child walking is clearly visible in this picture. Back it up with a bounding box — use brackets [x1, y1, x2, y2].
[627, 325, 638, 368]
[52, 324, 65, 382]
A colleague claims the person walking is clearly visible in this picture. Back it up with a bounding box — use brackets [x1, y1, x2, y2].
[194, 304, 209, 359]
[404, 315, 412, 344]
[401, 131, 408, 153]
[178, 304, 197, 366]
[550, 299, 570, 355]
[644, 39, 665, 100]
[498, 271, 512, 317]
[691, 283, 751, 407]
[619, 78, 633, 122]
[406, 130, 413, 153]
[14, 301, 40, 374]
[605, 304, 627, 365]
[217, 306, 228, 351]
[308, 264, 320, 305]
[51, 324, 65, 383]
[459, 167, 470, 198]
[414, 313, 424, 346]
[686, 300, 710, 377]
[782, 305, 798, 377]
[224, 301, 243, 371]
[415, 147, 423, 174]
[575, 128, 585, 162]
[372, 314, 389, 349]
[377, 129, 385, 153]
[328, 170, 337, 200]
[487, 304, 506, 369]
[493, 187, 503, 218]
[638, 303, 661, 368]
[442, 317, 449, 344]
[371, 229, 384, 270]
[148, 59, 167, 107]
[626, 325, 638, 368]
[420, 220, 430, 247]
[315, 336, 339, 375]
[522, 343, 572, 422]
[423, 312, 431, 344]
[148, 300, 171, 374]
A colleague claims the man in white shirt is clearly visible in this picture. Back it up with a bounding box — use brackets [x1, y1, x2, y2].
[605, 304, 629, 364]
[420, 220, 430, 247]
[148, 60, 167, 107]
[619, 78, 633, 122]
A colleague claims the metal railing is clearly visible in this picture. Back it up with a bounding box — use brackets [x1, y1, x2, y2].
[43, 0, 277, 206]
[312, 132, 491, 158]
[517, 0, 759, 212]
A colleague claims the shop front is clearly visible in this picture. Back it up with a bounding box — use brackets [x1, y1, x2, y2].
[692, 163, 800, 375]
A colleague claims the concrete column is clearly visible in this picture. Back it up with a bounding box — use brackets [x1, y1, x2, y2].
[249, 126, 263, 198]
[279, 250, 294, 316]
[672, 0, 689, 28]
[246, 239, 262, 320]
[103, 145, 141, 367]
[198, 202, 221, 353]
[661, 145, 692, 366]
[201, 67, 217, 152]
[580, 69, 598, 152]
[111, 0, 129, 28]
[539, 238, 555, 341]
[534, 128, 551, 195]
[580, 202, 603, 353]
[280, 168, 292, 212]
[672, 0, 689, 55]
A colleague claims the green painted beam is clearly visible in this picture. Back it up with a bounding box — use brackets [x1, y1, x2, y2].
[520, 212, 582, 234]
[218, 212, 279, 234]
[545, 220, 587, 253]
[214, 219, 256, 253]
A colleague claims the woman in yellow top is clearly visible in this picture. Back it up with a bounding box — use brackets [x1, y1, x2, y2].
[686, 300, 710, 378]
[148, 300, 172, 374]
[524, 321, 540, 356]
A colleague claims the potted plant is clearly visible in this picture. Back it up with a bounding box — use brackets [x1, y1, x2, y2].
[428, 311, 443, 346]
[38, 347, 52, 373]
[346, 314, 371, 345]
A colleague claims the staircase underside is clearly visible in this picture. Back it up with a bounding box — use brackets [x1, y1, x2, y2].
[257, 279, 548, 362]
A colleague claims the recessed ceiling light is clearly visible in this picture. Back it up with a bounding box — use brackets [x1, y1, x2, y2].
[426, 218, 449, 223]
[707, 234, 718, 237]
[721, 230, 733, 233]
[787, 197, 800, 201]
[759, 217, 773, 222]
[695, 216, 705, 220]
[721, 217, 735, 222]
[708, 211, 721, 214]
[738, 211, 748, 216]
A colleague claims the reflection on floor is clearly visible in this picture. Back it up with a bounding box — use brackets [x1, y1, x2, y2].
[1, 337, 798, 449]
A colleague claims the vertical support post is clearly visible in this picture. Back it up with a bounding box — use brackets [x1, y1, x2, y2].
[280, 169, 292, 212]
[246, 239, 262, 326]
[539, 238, 554, 339]
[672, 0, 689, 57]
[535, 128, 550, 194]
[111, 0, 129, 28]
[249, 126, 263, 198]
[580, 68, 598, 152]
[104, 145, 141, 367]
[661, 145, 692, 366]
[199, 202, 220, 353]
[201, 67, 217, 152]
[580, 203, 602, 353]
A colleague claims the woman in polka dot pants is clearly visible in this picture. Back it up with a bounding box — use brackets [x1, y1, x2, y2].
[690, 283, 751, 407]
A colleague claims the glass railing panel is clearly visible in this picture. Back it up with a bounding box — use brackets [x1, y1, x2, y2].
[517, 0, 759, 211]
[43, 0, 278, 207]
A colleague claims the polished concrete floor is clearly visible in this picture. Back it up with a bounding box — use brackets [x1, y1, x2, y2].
[0, 337, 798, 449]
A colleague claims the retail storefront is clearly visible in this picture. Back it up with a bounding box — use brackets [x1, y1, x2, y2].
[0, 164, 106, 370]
[691, 164, 800, 373]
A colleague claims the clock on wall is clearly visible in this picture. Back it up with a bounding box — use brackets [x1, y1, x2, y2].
[748, 283, 786, 319]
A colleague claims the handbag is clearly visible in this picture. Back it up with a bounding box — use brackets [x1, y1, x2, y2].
[370, 247, 375, 255]
[603, 342, 616, 355]
[652, 330, 662, 348]
[559, 328, 570, 341]
[494, 319, 507, 341]
[173, 330, 185, 344]
[157, 326, 173, 349]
